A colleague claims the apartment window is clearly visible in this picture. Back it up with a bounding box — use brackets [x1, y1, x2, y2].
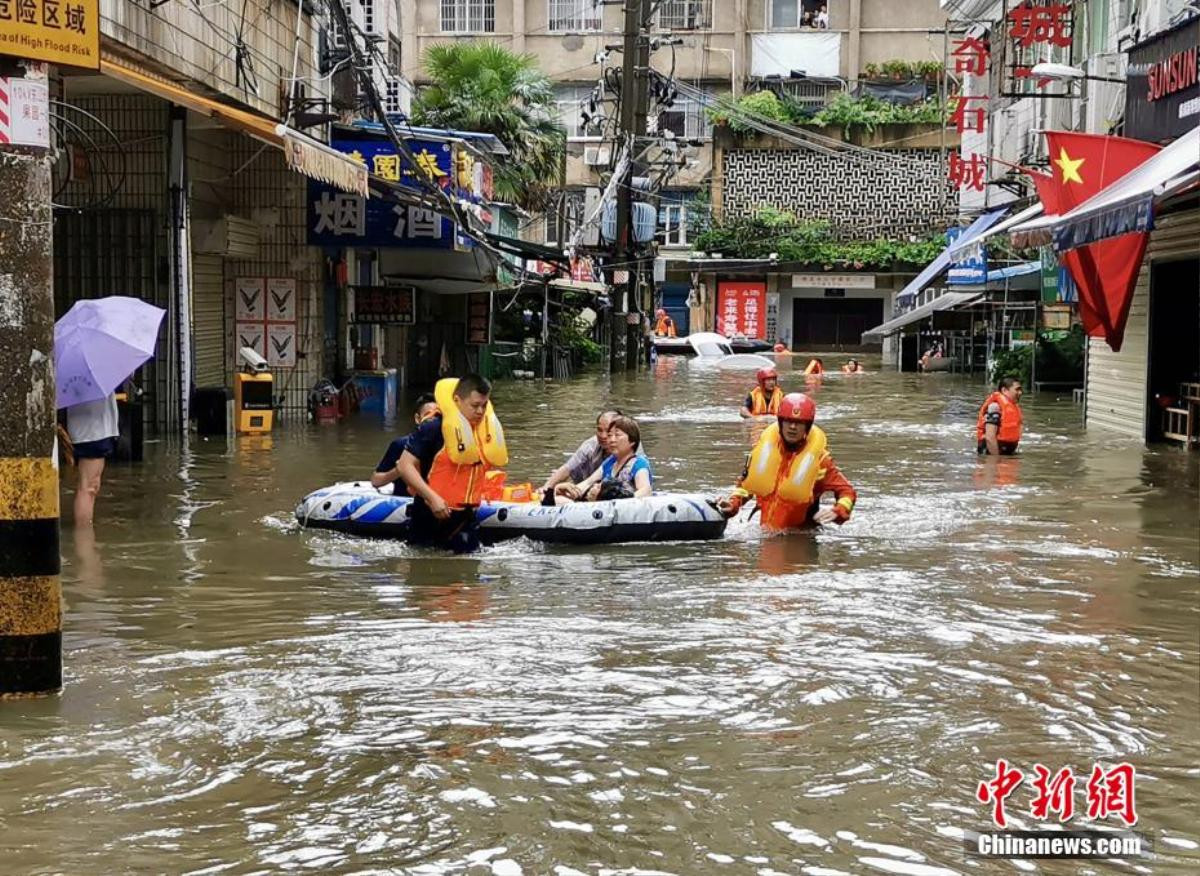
[549, 0, 601, 32]
[659, 194, 693, 246]
[362, 0, 376, 33]
[554, 85, 604, 139]
[653, 95, 712, 140]
[545, 190, 585, 246]
[659, 0, 711, 30]
[441, 0, 494, 32]
[771, 0, 829, 29]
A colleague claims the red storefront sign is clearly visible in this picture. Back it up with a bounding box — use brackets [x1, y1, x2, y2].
[716, 281, 766, 339]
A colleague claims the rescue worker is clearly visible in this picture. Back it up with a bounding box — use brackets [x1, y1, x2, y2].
[397, 374, 508, 552]
[718, 393, 856, 530]
[803, 357, 824, 375]
[740, 367, 784, 418]
[370, 393, 440, 489]
[654, 308, 677, 338]
[841, 359, 865, 374]
[977, 376, 1024, 456]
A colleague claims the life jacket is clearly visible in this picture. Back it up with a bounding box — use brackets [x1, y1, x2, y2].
[741, 423, 828, 505]
[426, 378, 508, 507]
[804, 359, 824, 375]
[976, 391, 1023, 445]
[748, 386, 783, 415]
[655, 315, 677, 338]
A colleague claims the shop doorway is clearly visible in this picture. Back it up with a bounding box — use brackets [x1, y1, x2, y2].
[1147, 258, 1200, 442]
[792, 298, 884, 350]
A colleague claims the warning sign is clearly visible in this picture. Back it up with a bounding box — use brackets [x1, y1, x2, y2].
[0, 0, 100, 69]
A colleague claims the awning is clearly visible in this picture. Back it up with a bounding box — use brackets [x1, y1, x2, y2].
[895, 209, 1008, 306]
[100, 57, 368, 195]
[349, 120, 510, 156]
[946, 203, 1043, 256]
[862, 292, 983, 342]
[1009, 127, 1200, 250]
[986, 261, 1041, 282]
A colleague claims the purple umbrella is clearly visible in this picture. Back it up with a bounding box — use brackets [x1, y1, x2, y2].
[55, 296, 166, 409]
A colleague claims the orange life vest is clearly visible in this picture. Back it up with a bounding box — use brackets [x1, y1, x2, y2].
[742, 425, 840, 531]
[655, 315, 677, 338]
[748, 385, 783, 415]
[804, 359, 824, 374]
[427, 446, 491, 508]
[976, 391, 1023, 445]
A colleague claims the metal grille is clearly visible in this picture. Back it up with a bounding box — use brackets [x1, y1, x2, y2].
[440, 0, 494, 32]
[549, 0, 601, 32]
[659, 0, 710, 29]
[653, 96, 712, 140]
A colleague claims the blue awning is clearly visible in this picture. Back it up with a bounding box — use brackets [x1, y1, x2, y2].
[895, 209, 1009, 305]
[985, 261, 1041, 282]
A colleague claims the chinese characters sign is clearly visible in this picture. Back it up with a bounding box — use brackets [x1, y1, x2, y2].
[716, 282, 767, 339]
[947, 35, 991, 194]
[466, 292, 491, 344]
[0, 75, 48, 147]
[1001, 1, 1076, 97]
[307, 139, 471, 249]
[351, 285, 416, 325]
[977, 760, 1137, 828]
[0, 0, 98, 68]
[947, 226, 987, 284]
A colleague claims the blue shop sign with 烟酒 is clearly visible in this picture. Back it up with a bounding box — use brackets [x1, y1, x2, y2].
[306, 139, 473, 249]
[946, 226, 987, 285]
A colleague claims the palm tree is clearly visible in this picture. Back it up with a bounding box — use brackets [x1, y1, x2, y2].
[412, 42, 566, 211]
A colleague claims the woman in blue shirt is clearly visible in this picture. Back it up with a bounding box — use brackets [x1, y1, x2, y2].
[555, 415, 653, 501]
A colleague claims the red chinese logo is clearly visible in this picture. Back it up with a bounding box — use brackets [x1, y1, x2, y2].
[1086, 762, 1138, 827]
[1008, 2, 1073, 48]
[977, 760, 1139, 828]
[977, 759, 1025, 828]
[1031, 764, 1076, 822]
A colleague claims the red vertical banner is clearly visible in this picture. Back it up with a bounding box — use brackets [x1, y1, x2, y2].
[716, 281, 767, 338]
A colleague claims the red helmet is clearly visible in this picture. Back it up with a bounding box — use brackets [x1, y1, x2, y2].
[756, 366, 778, 386]
[778, 392, 816, 423]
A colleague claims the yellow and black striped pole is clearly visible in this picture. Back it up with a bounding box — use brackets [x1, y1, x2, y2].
[0, 61, 62, 698]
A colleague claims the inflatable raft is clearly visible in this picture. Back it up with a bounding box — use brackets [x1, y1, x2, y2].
[295, 482, 728, 545]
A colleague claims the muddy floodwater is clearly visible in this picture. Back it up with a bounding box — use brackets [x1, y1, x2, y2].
[2, 357, 1198, 874]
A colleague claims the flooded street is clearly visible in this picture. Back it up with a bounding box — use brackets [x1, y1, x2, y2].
[3, 358, 1198, 874]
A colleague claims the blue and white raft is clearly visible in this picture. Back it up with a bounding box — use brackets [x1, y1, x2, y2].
[295, 482, 728, 545]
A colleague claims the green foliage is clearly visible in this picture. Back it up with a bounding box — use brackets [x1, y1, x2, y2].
[412, 42, 564, 210]
[552, 310, 604, 367]
[862, 59, 944, 81]
[708, 88, 946, 138]
[990, 345, 1032, 388]
[694, 209, 945, 269]
[809, 92, 947, 136]
[988, 325, 1086, 387]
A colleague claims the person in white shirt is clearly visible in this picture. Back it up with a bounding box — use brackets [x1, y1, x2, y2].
[816, 6, 829, 28]
[66, 392, 119, 525]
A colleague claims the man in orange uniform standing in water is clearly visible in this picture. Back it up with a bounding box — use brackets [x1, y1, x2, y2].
[740, 366, 784, 418]
[719, 393, 856, 529]
[976, 376, 1024, 456]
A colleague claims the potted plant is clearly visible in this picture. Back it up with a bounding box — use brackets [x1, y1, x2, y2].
[862, 62, 880, 81]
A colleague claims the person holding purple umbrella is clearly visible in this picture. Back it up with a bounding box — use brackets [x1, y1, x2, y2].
[65, 391, 120, 526]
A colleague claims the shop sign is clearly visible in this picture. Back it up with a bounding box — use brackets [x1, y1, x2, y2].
[716, 281, 766, 339]
[1010, 329, 1036, 348]
[791, 273, 875, 288]
[1125, 17, 1200, 141]
[1039, 246, 1060, 303]
[352, 285, 416, 325]
[306, 139, 473, 249]
[0, 0, 99, 69]
[465, 292, 491, 345]
[947, 227, 987, 284]
[999, 0, 1077, 98]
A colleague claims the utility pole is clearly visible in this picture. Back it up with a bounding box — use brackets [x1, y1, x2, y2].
[613, 0, 651, 371]
[0, 59, 62, 697]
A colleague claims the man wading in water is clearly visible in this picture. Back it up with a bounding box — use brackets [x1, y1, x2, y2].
[718, 393, 856, 530]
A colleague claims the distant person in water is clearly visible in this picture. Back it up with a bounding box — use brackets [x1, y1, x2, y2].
[841, 359, 866, 373]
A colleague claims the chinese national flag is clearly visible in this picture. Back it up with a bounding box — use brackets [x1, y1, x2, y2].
[1029, 132, 1161, 351]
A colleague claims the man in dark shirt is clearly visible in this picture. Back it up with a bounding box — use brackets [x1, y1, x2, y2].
[398, 375, 495, 552]
[370, 393, 439, 489]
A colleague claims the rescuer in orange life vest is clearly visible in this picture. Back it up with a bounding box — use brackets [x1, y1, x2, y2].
[977, 375, 1024, 456]
[740, 366, 784, 418]
[397, 374, 508, 552]
[654, 308, 677, 338]
[719, 393, 857, 530]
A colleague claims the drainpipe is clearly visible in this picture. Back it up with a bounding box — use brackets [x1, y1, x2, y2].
[168, 107, 191, 432]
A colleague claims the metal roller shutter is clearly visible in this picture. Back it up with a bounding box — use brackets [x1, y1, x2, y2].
[192, 254, 226, 388]
[1085, 209, 1200, 439]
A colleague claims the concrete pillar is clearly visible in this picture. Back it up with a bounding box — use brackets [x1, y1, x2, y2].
[0, 64, 62, 697]
[847, 0, 863, 82]
[512, 0, 526, 55]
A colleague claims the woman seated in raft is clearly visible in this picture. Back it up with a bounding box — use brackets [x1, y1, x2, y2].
[552, 415, 653, 503]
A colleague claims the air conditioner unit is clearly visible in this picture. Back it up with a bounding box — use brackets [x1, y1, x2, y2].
[193, 215, 260, 259]
[1084, 54, 1125, 135]
[583, 146, 611, 166]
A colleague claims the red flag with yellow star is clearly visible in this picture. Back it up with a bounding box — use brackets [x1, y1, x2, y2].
[1030, 132, 1161, 351]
